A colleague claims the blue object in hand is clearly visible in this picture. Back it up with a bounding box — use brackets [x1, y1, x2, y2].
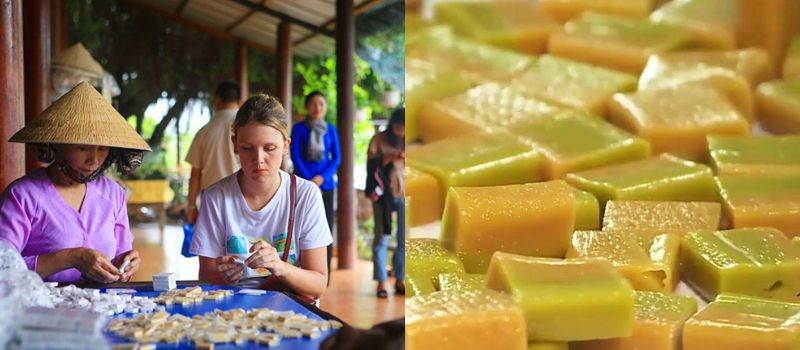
[226, 235, 250, 254]
[181, 223, 196, 257]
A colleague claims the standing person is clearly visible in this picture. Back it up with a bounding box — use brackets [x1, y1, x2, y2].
[185, 81, 242, 224]
[365, 108, 405, 298]
[190, 94, 332, 302]
[289, 91, 341, 284]
[0, 82, 149, 283]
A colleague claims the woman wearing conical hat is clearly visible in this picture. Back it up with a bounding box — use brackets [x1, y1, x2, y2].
[0, 82, 151, 283]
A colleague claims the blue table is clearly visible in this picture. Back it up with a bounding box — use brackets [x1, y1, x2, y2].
[102, 284, 340, 349]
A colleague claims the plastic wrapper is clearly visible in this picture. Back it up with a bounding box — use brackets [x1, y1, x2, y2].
[0, 240, 27, 271]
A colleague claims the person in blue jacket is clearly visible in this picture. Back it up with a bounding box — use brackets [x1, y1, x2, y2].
[290, 91, 341, 284]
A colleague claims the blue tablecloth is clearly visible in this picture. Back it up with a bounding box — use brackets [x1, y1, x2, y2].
[102, 285, 336, 349]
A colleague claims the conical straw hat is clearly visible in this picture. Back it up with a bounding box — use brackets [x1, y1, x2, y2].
[9, 82, 151, 151]
[51, 42, 103, 78]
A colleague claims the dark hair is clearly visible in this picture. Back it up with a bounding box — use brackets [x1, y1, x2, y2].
[232, 94, 289, 139]
[34, 144, 144, 176]
[215, 81, 241, 103]
[304, 91, 326, 106]
[384, 108, 405, 148]
[389, 108, 404, 127]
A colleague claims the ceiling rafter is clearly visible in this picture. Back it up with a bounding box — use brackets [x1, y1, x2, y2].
[227, 0, 334, 37]
[293, 0, 383, 46]
[124, 0, 276, 53]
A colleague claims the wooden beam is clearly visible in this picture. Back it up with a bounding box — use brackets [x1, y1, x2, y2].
[224, 0, 266, 32]
[23, 0, 50, 172]
[277, 21, 292, 120]
[335, 0, 356, 270]
[228, 0, 334, 37]
[234, 41, 249, 102]
[0, 0, 26, 192]
[293, 0, 383, 47]
[124, 0, 276, 54]
[50, 0, 67, 54]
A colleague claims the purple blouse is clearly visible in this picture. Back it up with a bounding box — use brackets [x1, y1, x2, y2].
[0, 169, 133, 282]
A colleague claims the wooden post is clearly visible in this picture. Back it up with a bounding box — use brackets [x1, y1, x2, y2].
[23, 0, 51, 172]
[0, 0, 26, 192]
[277, 21, 292, 122]
[50, 0, 66, 54]
[234, 41, 248, 103]
[335, 0, 356, 269]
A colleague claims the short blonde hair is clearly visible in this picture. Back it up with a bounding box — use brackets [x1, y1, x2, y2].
[232, 94, 289, 140]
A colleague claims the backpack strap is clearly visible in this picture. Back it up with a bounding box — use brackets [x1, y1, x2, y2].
[282, 174, 297, 262]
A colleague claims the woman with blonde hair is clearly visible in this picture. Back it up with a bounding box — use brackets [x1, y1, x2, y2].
[191, 94, 332, 302]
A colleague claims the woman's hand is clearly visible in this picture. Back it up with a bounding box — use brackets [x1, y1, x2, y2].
[215, 255, 244, 285]
[69, 248, 121, 283]
[245, 240, 287, 277]
[112, 250, 140, 282]
[311, 175, 324, 186]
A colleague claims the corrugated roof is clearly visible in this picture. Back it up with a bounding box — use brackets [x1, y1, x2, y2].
[129, 0, 381, 57]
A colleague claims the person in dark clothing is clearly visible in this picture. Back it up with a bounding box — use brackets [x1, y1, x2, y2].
[365, 108, 405, 298]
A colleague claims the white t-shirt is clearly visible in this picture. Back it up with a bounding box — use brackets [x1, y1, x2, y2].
[185, 108, 240, 191]
[189, 171, 333, 283]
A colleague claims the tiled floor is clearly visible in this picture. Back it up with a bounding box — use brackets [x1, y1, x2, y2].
[130, 223, 404, 328]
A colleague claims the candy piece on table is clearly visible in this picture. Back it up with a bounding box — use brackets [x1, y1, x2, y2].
[567, 230, 670, 292]
[572, 187, 600, 230]
[649, 0, 737, 49]
[437, 272, 486, 292]
[406, 274, 435, 298]
[602, 200, 721, 234]
[648, 48, 775, 86]
[441, 181, 576, 273]
[708, 135, 800, 176]
[407, 27, 535, 80]
[237, 289, 267, 296]
[548, 12, 692, 74]
[608, 84, 750, 162]
[756, 78, 800, 134]
[683, 293, 800, 350]
[406, 238, 465, 296]
[405, 166, 443, 227]
[639, 57, 754, 119]
[418, 82, 561, 142]
[641, 233, 682, 290]
[509, 55, 637, 116]
[715, 173, 800, 237]
[784, 37, 800, 78]
[601, 201, 715, 290]
[738, 0, 799, 69]
[487, 252, 635, 341]
[406, 58, 476, 143]
[539, 0, 659, 22]
[434, 1, 559, 54]
[681, 228, 800, 301]
[407, 289, 527, 350]
[407, 134, 543, 202]
[565, 154, 718, 208]
[572, 291, 698, 350]
[505, 110, 651, 180]
[529, 342, 568, 350]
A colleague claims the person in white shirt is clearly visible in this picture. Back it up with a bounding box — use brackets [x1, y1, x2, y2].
[190, 94, 332, 302]
[185, 81, 241, 224]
